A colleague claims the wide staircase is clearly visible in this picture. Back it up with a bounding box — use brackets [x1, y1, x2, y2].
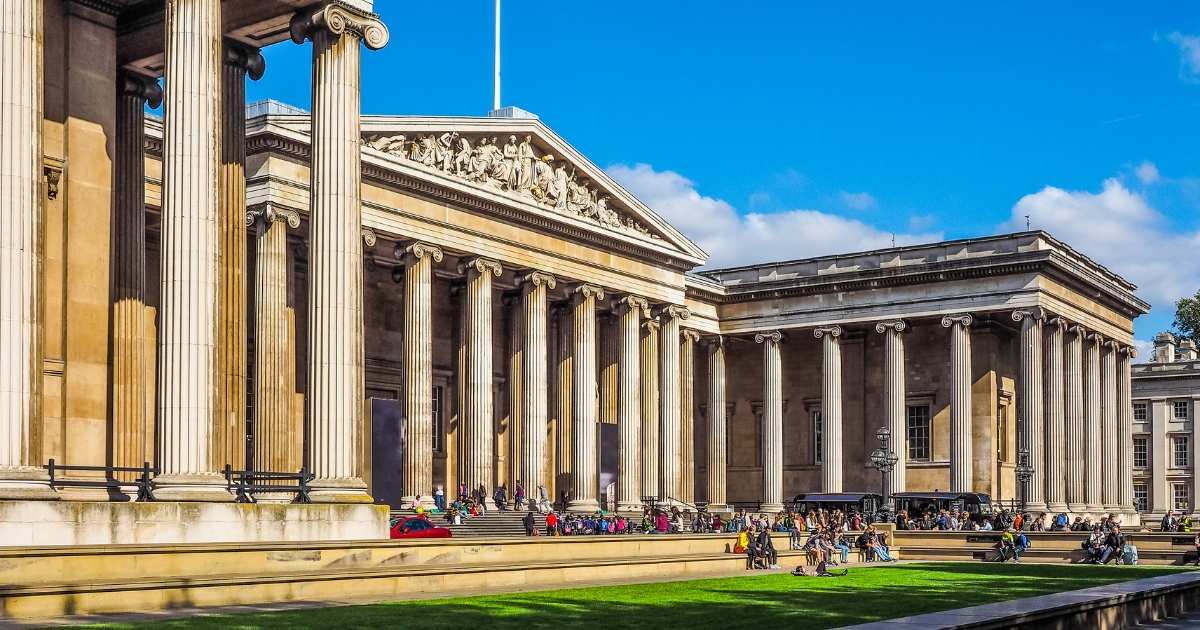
[392, 508, 547, 538]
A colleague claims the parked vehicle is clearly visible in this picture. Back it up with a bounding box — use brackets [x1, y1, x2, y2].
[891, 491, 993, 523]
[389, 515, 453, 539]
[790, 492, 883, 519]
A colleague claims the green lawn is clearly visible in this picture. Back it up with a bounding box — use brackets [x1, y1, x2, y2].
[82, 563, 1193, 630]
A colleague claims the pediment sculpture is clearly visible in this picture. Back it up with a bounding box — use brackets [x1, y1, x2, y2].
[365, 131, 659, 240]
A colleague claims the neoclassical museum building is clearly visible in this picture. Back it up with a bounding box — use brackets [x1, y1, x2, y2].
[0, 0, 1150, 544]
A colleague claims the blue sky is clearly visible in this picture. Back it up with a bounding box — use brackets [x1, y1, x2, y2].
[245, 1, 1200, 346]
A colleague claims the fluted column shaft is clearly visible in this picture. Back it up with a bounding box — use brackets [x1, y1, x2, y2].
[877, 321, 907, 497]
[251, 205, 301, 479]
[1117, 348, 1135, 512]
[0, 0, 52, 496]
[554, 305, 574, 498]
[569, 285, 603, 512]
[155, 0, 228, 499]
[640, 319, 661, 500]
[1065, 326, 1086, 510]
[111, 74, 161, 482]
[658, 306, 687, 502]
[460, 258, 501, 506]
[756, 332, 784, 512]
[1084, 334, 1103, 511]
[680, 330, 699, 504]
[943, 314, 973, 493]
[1013, 310, 1046, 511]
[521, 272, 555, 508]
[1044, 319, 1068, 511]
[292, 3, 388, 502]
[815, 326, 844, 493]
[399, 244, 443, 506]
[705, 338, 728, 509]
[615, 296, 646, 512]
[1101, 342, 1120, 511]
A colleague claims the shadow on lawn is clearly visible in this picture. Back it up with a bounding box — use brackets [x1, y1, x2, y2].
[84, 564, 1194, 630]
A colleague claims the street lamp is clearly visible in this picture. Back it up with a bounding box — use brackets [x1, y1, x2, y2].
[1015, 446, 1034, 514]
[870, 426, 900, 522]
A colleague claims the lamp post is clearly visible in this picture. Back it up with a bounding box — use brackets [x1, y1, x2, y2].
[1015, 446, 1034, 514]
[870, 426, 900, 522]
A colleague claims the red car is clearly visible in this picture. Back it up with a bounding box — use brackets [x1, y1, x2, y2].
[389, 516, 453, 539]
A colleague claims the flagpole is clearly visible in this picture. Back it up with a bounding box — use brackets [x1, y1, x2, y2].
[493, 0, 501, 111]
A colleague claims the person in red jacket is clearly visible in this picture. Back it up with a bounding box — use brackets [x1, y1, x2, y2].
[546, 511, 559, 536]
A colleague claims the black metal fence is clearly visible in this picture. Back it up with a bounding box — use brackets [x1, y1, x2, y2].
[44, 459, 157, 501]
[222, 465, 313, 504]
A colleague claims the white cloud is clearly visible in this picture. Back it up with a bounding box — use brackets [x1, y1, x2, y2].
[1135, 161, 1160, 185]
[839, 191, 878, 211]
[1005, 177, 1200, 309]
[1165, 31, 1200, 80]
[607, 163, 942, 268]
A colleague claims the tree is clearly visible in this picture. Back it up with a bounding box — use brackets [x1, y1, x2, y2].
[1175, 289, 1200, 344]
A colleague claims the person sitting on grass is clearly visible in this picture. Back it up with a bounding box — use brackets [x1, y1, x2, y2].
[1100, 525, 1125, 564]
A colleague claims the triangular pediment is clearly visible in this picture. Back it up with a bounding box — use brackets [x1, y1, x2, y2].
[356, 115, 707, 266]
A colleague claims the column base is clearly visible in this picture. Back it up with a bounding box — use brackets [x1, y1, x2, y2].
[1022, 501, 1048, 515]
[760, 502, 784, 513]
[1066, 502, 1088, 514]
[308, 477, 373, 504]
[0, 467, 58, 501]
[567, 498, 600, 513]
[1102, 503, 1122, 514]
[616, 500, 643, 513]
[1046, 501, 1069, 514]
[153, 474, 234, 502]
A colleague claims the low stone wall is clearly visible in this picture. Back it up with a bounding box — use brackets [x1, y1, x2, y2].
[0, 501, 389, 546]
[892, 530, 1192, 564]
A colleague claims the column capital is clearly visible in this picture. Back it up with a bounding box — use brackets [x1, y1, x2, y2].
[572, 283, 605, 302]
[1102, 339, 1121, 351]
[290, 1, 390, 50]
[1011, 307, 1046, 323]
[457, 256, 503, 278]
[222, 38, 266, 80]
[754, 330, 783, 344]
[613, 294, 649, 317]
[681, 329, 703, 343]
[655, 304, 690, 321]
[119, 71, 162, 107]
[397, 242, 444, 264]
[702, 334, 726, 349]
[941, 313, 973, 328]
[1067, 323, 1086, 337]
[520, 271, 557, 290]
[642, 318, 661, 332]
[874, 320, 907, 334]
[1120, 345, 1138, 359]
[1086, 331, 1104, 344]
[1046, 316, 1068, 330]
[246, 203, 300, 230]
[813, 325, 842, 339]
[360, 226, 377, 247]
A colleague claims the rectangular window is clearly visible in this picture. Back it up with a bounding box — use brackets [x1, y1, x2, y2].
[1133, 436, 1148, 468]
[1133, 402, 1148, 421]
[811, 408, 823, 466]
[1173, 435, 1190, 468]
[1175, 401, 1191, 421]
[1173, 483, 1191, 512]
[431, 386, 444, 453]
[906, 405, 931, 461]
[1134, 484, 1148, 513]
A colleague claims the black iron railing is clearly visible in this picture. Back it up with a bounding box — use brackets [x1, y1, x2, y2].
[222, 465, 313, 504]
[44, 459, 157, 501]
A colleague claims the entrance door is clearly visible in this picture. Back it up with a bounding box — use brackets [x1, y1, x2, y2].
[370, 398, 405, 508]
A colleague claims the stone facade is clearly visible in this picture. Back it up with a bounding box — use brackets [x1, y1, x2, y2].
[1131, 333, 1200, 521]
[1, 0, 1151, 546]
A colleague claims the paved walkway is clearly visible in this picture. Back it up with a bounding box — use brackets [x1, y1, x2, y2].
[1136, 609, 1200, 628]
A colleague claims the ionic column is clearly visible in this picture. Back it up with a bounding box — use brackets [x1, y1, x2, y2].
[398, 243, 443, 507]
[1118, 347, 1136, 513]
[155, 0, 230, 500]
[876, 320, 907, 497]
[680, 329, 700, 504]
[1043, 318, 1068, 512]
[1101, 340, 1120, 511]
[942, 314, 974, 493]
[1064, 325, 1086, 511]
[553, 304, 574, 497]
[814, 326, 844, 493]
[458, 257, 502, 507]
[1084, 333, 1103, 512]
[214, 42, 265, 473]
[569, 284, 604, 512]
[111, 73, 162, 482]
[705, 336, 728, 510]
[521, 272, 555, 509]
[249, 205, 302, 479]
[755, 331, 784, 512]
[1012, 309, 1046, 512]
[291, 3, 388, 502]
[615, 296, 648, 512]
[658, 305, 688, 502]
[640, 317, 661, 500]
[0, 0, 53, 498]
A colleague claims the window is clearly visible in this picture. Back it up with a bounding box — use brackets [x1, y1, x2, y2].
[1134, 484, 1148, 513]
[1173, 483, 1191, 512]
[906, 405, 931, 461]
[1173, 435, 1190, 468]
[1175, 401, 1191, 421]
[1133, 436, 1148, 468]
[1133, 402, 1148, 421]
[432, 386, 444, 453]
[811, 408, 823, 466]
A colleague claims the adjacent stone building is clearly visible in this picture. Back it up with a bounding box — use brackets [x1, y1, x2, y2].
[0, 0, 1151, 545]
[1131, 333, 1200, 522]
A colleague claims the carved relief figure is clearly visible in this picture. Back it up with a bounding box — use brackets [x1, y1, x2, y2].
[517, 135, 535, 192]
[530, 154, 554, 201]
[502, 135, 519, 190]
